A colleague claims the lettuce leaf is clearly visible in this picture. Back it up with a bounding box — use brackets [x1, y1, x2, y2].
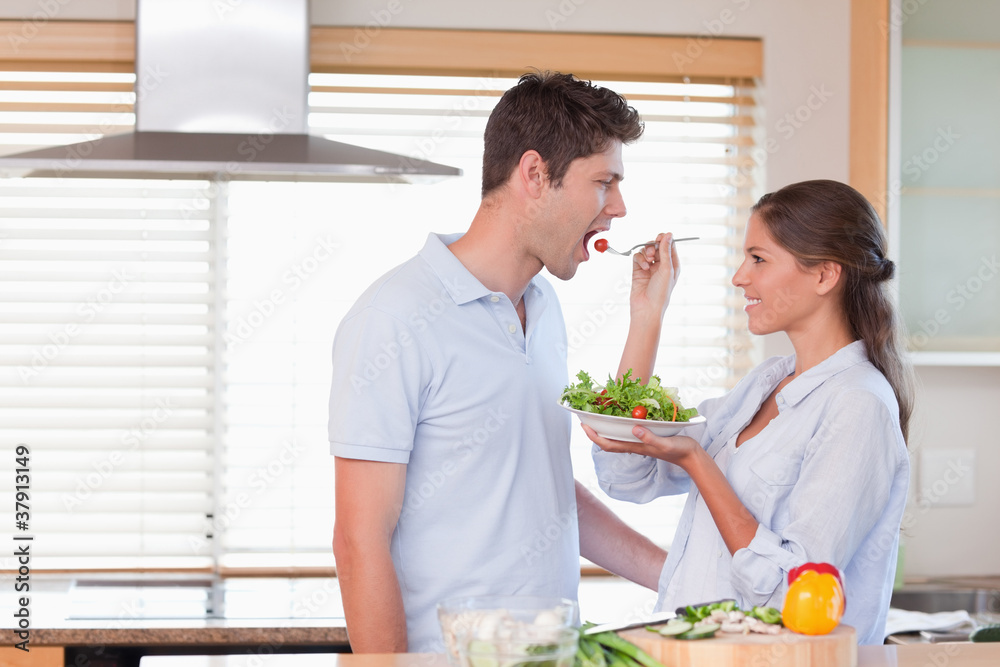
[560, 369, 698, 422]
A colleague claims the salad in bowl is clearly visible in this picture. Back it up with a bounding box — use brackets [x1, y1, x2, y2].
[560, 369, 704, 441]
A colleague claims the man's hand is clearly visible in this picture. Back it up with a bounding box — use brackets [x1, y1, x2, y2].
[333, 457, 408, 652]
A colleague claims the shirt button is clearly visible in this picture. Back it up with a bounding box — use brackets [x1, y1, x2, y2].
[490, 295, 500, 303]
[717, 550, 723, 558]
[508, 324, 517, 334]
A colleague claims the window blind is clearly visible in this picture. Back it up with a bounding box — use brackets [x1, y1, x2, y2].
[0, 65, 760, 573]
[0, 70, 219, 571]
[218, 72, 760, 570]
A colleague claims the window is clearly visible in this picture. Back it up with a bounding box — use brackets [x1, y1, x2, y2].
[0, 26, 762, 573]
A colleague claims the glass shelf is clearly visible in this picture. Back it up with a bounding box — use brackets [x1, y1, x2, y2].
[909, 351, 1000, 367]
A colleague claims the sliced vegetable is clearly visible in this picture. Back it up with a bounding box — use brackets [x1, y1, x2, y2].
[657, 621, 692, 636]
[971, 624, 1000, 642]
[465, 639, 500, 667]
[750, 606, 782, 624]
[669, 600, 783, 636]
[675, 623, 720, 640]
[685, 605, 712, 621]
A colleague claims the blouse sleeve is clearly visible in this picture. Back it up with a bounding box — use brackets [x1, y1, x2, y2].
[729, 390, 906, 606]
[591, 392, 726, 503]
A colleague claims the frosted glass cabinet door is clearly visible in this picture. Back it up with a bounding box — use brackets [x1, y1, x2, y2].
[899, 195, 1000, 351]
[898, 44, 1000, 353]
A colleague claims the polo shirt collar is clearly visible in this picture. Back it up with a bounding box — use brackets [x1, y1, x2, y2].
[419, 232, 548, 308]
[419, 233, 491, 305]
[780, 339, 869, 407]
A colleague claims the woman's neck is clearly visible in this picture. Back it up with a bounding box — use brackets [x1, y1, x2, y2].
[786, 308, 856, 376]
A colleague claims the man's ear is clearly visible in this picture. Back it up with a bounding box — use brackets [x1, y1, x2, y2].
[815, 261, 843, 296]
[517, 150, 548, 197]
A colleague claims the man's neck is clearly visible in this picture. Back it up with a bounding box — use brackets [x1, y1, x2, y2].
[447, 202, 540, 307]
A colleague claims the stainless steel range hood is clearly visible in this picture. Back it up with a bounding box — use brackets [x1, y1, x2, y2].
[0, 0, 462, 183]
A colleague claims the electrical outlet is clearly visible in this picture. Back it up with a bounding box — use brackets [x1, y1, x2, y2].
[919, 448, 975, 507]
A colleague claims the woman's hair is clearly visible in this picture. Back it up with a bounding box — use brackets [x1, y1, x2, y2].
[481, 70, 644, 197]
[751, 179, 914, 442]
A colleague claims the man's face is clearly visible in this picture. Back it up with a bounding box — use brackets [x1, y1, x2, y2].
[531, 141, 627, 280]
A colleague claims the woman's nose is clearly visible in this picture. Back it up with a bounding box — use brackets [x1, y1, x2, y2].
[732, 261, 748, 287]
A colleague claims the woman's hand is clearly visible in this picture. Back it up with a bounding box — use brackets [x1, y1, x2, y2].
[586, 422, 760, 555]
[629, 232, 680, 322]
[583, 422, 701, 470]
[615, 232, 681, 383]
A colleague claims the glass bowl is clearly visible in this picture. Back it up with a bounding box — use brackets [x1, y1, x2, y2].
[437, 595, 579, 665]
[457, 626, 579, 667]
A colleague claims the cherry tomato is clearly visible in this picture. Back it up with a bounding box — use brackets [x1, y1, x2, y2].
[593, 238, 609, 253]
[631, 405, 648, 419]
[782, 563, 845, 635]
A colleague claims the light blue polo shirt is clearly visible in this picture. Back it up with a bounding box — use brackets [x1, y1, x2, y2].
[329, 233, 579, 652]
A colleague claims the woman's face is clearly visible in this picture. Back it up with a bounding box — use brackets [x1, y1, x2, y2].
[731, 213, 826, 337]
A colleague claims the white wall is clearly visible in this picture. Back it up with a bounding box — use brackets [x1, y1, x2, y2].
[313, 0, 852, 193]
[309, 0, 999, 578]
[2, 0, 995, 578]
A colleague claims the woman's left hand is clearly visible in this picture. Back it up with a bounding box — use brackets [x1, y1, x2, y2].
[583, 422, 701, 469]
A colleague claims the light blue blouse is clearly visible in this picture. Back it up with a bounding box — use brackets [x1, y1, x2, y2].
[592, 341, 909, 645]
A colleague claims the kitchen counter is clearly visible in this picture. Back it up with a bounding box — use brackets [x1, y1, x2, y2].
[0, 572, 657, 651]
[131, 645, 1000, 667]
[1, 574, 349, 649]
[4, 573, 999, 666]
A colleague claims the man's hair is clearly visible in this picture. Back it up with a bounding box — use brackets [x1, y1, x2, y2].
[481, 71, 644, 197]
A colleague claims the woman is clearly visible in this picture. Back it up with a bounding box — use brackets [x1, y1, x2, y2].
[588, 180, 913, 645]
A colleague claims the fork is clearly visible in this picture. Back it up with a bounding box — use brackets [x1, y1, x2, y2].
[603, 237, 699, 256]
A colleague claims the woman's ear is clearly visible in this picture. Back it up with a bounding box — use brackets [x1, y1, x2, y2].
[815, 261, 843, 296]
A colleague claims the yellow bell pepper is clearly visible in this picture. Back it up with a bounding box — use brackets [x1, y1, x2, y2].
[782, 563, 845, 635]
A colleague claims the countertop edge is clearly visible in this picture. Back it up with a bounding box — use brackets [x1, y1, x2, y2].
[30, 626, 349, 647]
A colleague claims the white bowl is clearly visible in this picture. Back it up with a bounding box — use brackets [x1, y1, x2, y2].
[561, 403, 706, 442]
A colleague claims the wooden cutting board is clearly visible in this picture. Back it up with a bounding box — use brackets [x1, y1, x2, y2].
[619, 623, 857, 667]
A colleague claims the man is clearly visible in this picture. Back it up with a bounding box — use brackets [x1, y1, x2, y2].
[329, 71, 678, 653]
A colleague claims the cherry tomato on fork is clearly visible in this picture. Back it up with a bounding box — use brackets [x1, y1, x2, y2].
[593, 238, 609, 253]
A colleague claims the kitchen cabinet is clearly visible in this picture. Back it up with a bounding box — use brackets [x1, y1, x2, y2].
[888, 0, 1000, 365]
[0, 646, 62, 667]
